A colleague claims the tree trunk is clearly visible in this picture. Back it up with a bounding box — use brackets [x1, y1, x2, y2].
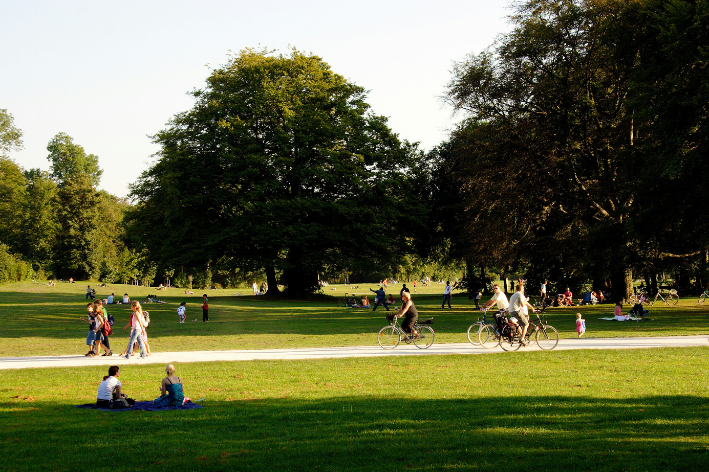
[264, 266, 280, 297]
[611, 267, 633, 302]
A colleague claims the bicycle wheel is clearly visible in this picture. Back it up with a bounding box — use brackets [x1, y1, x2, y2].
[667, 293, 679, 305]
[413, 325, 435, 349]
[378, 326, 400, 349]
[479, 325, 499, 349]
[536, 325, 559, 350]
[466, 322, 482, 345]
[499, 331, 522, 351]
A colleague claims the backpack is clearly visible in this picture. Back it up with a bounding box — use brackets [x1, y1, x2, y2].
[107, 313, 115, 326]
[143, 311, 150, 327]
[103, 318, 113, 336]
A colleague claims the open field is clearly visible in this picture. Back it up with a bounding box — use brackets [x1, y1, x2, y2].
[1, 281, 708, 357]
[1, 282, 708, 471]
[1, 348, 708, 471]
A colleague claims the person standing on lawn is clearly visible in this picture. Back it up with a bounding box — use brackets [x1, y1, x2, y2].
[441, 281, 452, 309]
[202, 294, 209, 322]
[177, 302, 186, 323]
[370, 286, 390, 311]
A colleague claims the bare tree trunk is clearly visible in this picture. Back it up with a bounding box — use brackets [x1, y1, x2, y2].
[265, 266, 280, 296]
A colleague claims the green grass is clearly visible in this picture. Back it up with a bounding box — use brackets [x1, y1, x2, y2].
[1, 281, 708, 357]
[1, 282, 709, 471]
[1, 348, 708, 471]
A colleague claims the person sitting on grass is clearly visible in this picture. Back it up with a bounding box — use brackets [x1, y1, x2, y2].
[96, 365, 131, 408]
[563, 287, 574, 306]
[122, 293, 130, 304]
[153, 364, 186, 407]
[360, 295, 370, 308]
[614, 301, 630, 321]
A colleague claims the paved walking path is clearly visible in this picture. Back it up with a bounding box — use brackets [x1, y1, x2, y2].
[1, 335, 706, 370]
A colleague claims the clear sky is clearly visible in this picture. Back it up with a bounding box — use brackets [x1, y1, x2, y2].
[1, 0, 512, 198]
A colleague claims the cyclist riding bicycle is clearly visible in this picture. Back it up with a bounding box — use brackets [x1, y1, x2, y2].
[508, 283, 536, 345]
[480, 284, 509, 312]
[395, 291, 418, 338]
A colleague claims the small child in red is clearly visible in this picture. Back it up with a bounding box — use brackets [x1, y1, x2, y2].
[576, 313, 586, 337]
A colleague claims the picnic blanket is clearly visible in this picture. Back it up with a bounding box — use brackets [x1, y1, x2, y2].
[75, 400, 203, 412]
[598, 316, 648, 321]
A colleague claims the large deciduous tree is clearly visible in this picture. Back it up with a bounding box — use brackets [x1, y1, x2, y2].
[130, 49, 426, 296]
[0, 109, 23, 158]
[440, 0, 708, 300]
[46, 132, 102, 188]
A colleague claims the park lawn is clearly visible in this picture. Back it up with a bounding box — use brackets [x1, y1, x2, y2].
[1, 281, 708, 357]
[0, 347, 708, 471]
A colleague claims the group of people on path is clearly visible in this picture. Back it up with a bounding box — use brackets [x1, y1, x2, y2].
[80, 300, 150, 358]
[96, 363, 187, 409]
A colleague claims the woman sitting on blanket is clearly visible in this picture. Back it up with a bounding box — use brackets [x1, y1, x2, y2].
[154, 364, 186, 407]
[97, 365, 132, 408]
[614, 302, 630, 321]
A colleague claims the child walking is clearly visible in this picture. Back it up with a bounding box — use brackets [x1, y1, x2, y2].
[177, 302, 186, 323]
[576, 313, 586, 337]
[202, 294, 209, 322]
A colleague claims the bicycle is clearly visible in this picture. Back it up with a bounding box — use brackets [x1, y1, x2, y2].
[473, 309, 504, 349]
[628, 290, 647, 305]
[494, 312, 559, 351]
[651, 289, 679, 306]
[378, 314, 435, 349]
[698, 289, 709, 305]
[466, 309, 494, 345]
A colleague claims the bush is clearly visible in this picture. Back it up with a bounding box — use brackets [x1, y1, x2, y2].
[0, 244, 34, 284]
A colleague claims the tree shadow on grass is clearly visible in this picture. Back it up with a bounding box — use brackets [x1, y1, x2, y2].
[3, 395, 707, 471]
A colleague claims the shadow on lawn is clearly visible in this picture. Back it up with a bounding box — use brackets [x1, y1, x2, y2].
[4, 395, 708, 471]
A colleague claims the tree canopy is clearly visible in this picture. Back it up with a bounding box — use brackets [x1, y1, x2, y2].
[437, 0, 709, 299]
[130, 49, 427, 295]
[46, 132, 102, 188]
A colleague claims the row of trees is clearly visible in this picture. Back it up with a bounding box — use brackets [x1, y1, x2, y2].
[433, 0, 709, 299]
[0, 115, 141, 283]
[2, 0, 707, 298]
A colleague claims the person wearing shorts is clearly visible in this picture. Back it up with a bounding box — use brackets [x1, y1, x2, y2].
[508, 283, 535, 344]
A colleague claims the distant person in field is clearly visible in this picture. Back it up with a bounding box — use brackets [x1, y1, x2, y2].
[122, 293, 130, 304]
[360, 295, 370, 308]
[441, 281, 452, 309]
[202, 294, 209, 322]
[399, 284, 410, 302]
[107, 293, 115, 304]
[177, 302, 186, 323]
[370, 286, 390, 311]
